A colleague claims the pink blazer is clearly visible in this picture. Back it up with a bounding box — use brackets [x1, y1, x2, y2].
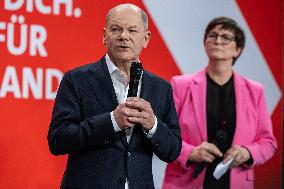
[162, 68, 277, 189]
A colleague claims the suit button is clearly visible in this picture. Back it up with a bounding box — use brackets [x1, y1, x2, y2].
[118, 178, 125, 184]
[127, 152, 131, 157]
[155, 143, 160, 149]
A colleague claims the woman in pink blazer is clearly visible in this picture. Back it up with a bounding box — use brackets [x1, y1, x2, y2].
[162, 17, 277, 189]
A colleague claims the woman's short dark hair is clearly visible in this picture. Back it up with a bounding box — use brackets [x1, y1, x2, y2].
[203, 17, 246, 64]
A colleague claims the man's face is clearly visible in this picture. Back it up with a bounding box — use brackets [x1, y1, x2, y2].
[103, 7, 151, 64]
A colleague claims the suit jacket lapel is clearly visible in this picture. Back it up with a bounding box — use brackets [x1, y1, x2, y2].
[140, 71, 154, 103]
[129, 71, 154, 149]
[86, 57, 128, 147]
[86, 56, 119, 112]
[232, 72, 247, 144]
[191, 69, 207, 140]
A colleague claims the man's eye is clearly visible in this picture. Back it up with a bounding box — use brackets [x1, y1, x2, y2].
[111, 27, 120, 32]
[129, 29, 137, 33]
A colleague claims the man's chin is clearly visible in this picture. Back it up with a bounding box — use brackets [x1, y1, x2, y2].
[115, 55, 135, 63]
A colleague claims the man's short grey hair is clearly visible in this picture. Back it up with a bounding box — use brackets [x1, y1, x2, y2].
[106, 3, 149, 31]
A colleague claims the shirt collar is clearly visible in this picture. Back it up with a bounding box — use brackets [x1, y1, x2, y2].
[105, 54, 118, 75]
[105, 54, 143, 77]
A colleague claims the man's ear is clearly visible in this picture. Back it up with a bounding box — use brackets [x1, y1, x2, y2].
[143, 31, 151, 48]
[103, 28, 106, 45]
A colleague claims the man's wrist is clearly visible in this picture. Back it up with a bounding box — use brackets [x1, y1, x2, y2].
[143, 117, 157, 138]
[110, 111, 121, 132]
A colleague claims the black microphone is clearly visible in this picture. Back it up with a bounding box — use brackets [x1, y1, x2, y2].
[192, 130, 227, 178]
[127, 62, 143, 98]
[123, 62, 143, 138]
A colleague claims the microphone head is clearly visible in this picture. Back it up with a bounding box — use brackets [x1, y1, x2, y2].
[128, 62, 143, 97]
[130, 62, 143, 78]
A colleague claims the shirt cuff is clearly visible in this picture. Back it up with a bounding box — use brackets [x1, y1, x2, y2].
[110, 111, 121, 132]
[143, 116, 157, 139]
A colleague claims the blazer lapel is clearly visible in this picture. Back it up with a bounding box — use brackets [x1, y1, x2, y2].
[191, 69, 207, 141]
[232, 72, 247, 144]
[140, 71, 154, 103]
[86, 57, 119, 112]
[86, 57, 128, 147]
[129, 71, 154, 149]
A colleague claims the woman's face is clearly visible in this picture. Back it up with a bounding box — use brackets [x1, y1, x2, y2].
[204, 24, 241, 63]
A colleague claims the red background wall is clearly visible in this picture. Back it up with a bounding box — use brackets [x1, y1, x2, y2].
[0, 0, 282, 188]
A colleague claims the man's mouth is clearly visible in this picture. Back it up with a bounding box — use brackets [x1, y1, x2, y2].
[117, 45, 129, 49]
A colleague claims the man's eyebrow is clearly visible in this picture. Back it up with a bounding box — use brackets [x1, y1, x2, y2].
[109, 23, 120, 27]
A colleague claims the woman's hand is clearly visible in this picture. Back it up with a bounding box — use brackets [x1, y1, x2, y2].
[189, 142, 223, 163]
[223, 145, 251, 167]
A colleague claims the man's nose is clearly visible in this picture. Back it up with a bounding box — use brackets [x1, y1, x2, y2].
[118, 30, 129, 40]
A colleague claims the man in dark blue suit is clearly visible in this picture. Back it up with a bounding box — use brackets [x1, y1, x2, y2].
[48, 3, 181, 189]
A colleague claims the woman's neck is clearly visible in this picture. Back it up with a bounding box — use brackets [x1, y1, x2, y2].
[207, 60, 233, 85]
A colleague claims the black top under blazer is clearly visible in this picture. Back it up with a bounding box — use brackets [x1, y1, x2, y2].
[48, 56, 181, 189]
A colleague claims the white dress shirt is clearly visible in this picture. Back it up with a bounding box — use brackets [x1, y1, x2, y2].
[105, 55, 157, 188]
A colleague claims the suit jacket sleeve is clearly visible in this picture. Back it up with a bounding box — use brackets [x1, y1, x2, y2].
[242, 85, 277, 167]
[147, 82, 181, 163]
[48, 70, 117, 155]
[169, 76, 196, 170]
